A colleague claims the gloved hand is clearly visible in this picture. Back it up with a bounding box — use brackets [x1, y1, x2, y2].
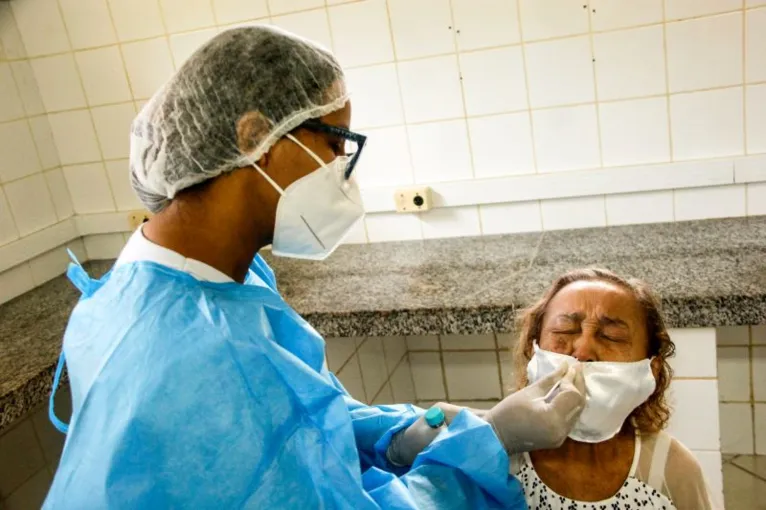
[386, 414, 444, 467]
[485, 362, 585, 455]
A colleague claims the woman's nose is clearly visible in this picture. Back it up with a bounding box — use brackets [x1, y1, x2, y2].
[572, 331, 598, 362]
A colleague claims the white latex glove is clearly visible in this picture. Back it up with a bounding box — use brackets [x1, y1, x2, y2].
[386, 414, 444, 467]
[484, 363, 585, 455]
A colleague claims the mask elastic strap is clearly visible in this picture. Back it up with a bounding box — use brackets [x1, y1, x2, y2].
[250, 133, 328, 194]
[251, 162, 286, 197]
[286, 133, 328, 169]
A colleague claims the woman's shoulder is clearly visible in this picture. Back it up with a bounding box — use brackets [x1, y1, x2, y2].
[639, 431, 721, 510]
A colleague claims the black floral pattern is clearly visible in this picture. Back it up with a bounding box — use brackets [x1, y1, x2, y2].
[517, 462, 675, 510]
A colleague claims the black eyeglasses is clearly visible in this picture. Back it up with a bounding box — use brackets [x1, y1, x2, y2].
[300, 118, 367, 180]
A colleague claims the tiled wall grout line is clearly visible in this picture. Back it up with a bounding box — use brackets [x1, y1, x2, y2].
[729, 460, 766, 483]
[369, 350, 408, 403]
[334, 336, 368, 376]
[437, 335, 451, 402]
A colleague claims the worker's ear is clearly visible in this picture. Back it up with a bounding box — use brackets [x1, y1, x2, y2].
[236, 110, 271, 160]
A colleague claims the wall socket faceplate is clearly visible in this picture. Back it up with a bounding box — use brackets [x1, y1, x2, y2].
[394, 187, 432, 213]
[127, 210, 153, 230]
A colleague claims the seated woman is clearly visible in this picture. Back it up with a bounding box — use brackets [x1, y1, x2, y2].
[507, 268, 719, 510]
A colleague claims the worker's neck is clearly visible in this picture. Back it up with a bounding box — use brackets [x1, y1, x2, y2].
[143, 173, 276, 283]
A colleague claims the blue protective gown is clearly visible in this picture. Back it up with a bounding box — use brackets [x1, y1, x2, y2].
[44, 256, 526, 509]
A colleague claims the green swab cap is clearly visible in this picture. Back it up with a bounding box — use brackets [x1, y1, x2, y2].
[425, 406, 446, 428]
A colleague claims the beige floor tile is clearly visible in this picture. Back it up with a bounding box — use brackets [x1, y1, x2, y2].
[723, 464, 766, 510]
[732, 455, 766, 480]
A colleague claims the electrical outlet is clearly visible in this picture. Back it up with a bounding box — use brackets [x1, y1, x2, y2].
[394, 186, 432, 213]
[127, 210, 153, 230]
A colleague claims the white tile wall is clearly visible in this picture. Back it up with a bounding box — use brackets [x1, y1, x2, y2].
[525, 36, 595, 109]
[716, 326, 763, 456]
[666, 0, 742, 21]
[747, 84, 766, 155]
[105, 159, 142, 211]
[354, 126, 412, 188]
[398, 55, 463, 124]
[532, 104, 600, 173]
[420, 206, 480, 239]
[44, 169, 74, 220]
[592, 25, 666, 101]
[31, 55, 87, 112]
[605, 191, 674, 226]
[272, 10, 332, 51]
[408, 120, 472, 183]
[212, 0, 269, 25]
[0, 190, 20, 245]
[667, 379, 721, 451]
[670, 88, 745, 161]
[29, 117, 59, 170]
[0, 120, 40, 182]
[589, 0, 663, 31]
[0, 262, 34, 305]
[599, 97, 670, 167]
[669, 328, 717, 378]
[345, 64, 404, 129]
[0, 63, 24, 122]
[59, 0, 117, 50]
[746, 8, 766, 84]
[364, 212, 422, 243]
[91, 103, 135, 160]
[720, 403, 755, 454]
[63, 163, 115, 213]
[8, 61, 43, 117]
[754, 347, 766, 402]
[11, 0, 70, 57]
[48, 110, 101, 165]
[519, 0, 589, 41]
[336, 354, 366, 402]
[460, 47, 527, 117]
[388, 0, 453, 60]
[665, 13, 743, 93]
[479, 201, 542, 235]
[718, 348, 751, 402]
[674, 185, 747, 221]
[409, 352, 446, 400]
[121, 38, 175, 100]
[75, 47, 133, 106]
[83, 232, 126, 260]
[443, 351, 502, 400]
[754, 183, 766, 215]
[468, 112, 535, 178]
[328, 0, 393, 68]
[541, 195, 606, 231]
[756, 404, 766, 455]
[108, 0, 166, 41]
[452, 0, 520, 51]
[4, 174, 57, 236]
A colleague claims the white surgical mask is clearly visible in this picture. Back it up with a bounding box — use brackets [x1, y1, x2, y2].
[253, 134, 365, 260]
[527, 343, 656, 443]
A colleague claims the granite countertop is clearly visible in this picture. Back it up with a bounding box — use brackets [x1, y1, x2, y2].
[2, 216, 766, 431]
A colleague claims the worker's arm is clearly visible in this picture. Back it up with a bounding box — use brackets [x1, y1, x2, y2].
[363, 410, 526, 509]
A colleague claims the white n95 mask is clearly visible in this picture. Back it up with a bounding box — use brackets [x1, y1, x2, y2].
[253, 134, 365, 260]
[527, 343, 656, 443]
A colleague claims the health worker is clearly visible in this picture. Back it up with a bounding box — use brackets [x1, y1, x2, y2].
[44, 26, 586, 510]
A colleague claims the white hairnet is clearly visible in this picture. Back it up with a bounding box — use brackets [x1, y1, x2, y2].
[129, 25, 348, 213]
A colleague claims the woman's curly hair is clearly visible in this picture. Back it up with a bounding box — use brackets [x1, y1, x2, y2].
[512, 268, 676, 433]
